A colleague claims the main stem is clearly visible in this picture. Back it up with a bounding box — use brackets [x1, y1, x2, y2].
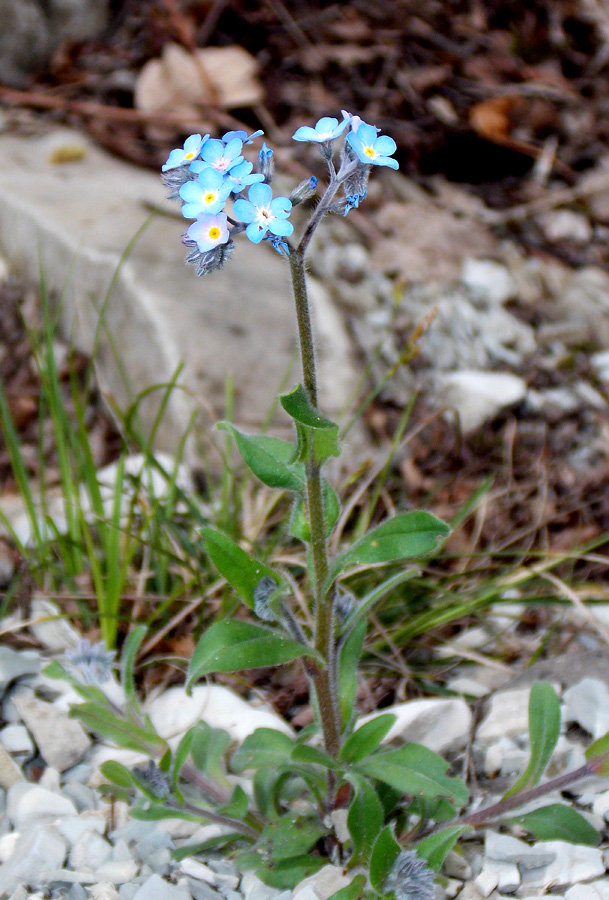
[289, 244, 341, 765]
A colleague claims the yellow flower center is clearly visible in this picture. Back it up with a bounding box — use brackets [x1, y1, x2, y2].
[364, 146, 375, 158]
[205, 192, 216, 204]
[208, 227, 221, 240]
[185, 152, 195, 160]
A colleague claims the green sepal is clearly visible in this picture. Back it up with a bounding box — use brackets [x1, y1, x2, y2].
[231, 728, 294, 773]
[354, 744, 468, 806]
[415, 825, 473, 871]
[280, 384, 340, 465]
[327, 511, 450, 585]
[216, 423, 304, 491]
[340, 714, 396, 764]
[503, 681, 561, 800]
[201, 526, 282, 610]
[186, 620, 321, 690]
[369, 825, 401, 893]
[509, 804, 599, 845]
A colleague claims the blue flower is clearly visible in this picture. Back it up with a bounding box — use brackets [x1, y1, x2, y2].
[233, 182, 293, 244]
[222, 129, 264, 144]
[179, 168, 232, 217]
[346, 122, 399, 169]
[292, 116, 350, 143]
[186, 212, 230, 252]
[162, 133, 208, 171]
[199, 137, 244, 174]
[225, 160, 265, 194]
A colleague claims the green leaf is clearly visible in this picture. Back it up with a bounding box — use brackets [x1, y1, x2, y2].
[258, 814, 326, 862]
[280, 384, 340, 465]
[216, 423, 304, 491]
[369, 825, 401, 893]
[337, 619, 366, 731]
[355, 744, 468, 806]
[190, 721, 231, 791]
[340, 714, 396, 764]
[289, 479, 340, 542]
[510, 804, 599, 845]
[416, 826, 473, 871]
[187, 620, 320, 689]
[327, 875, 367, 900]
[219, 784, 249, 818]
[100, 760, 139, 790]
[246, 855, 326, 889]
[70, 703, 168, 755]
[328, 511, 451, 583]
[585, 731, 609, 775]
[120, 625, 147, 711]
[291, 743, 342, 771]
[231, 728, 295, 773]
[346, 775, 384, 863]
[503, 681, 561, 800]
[201, 526, 282, 610]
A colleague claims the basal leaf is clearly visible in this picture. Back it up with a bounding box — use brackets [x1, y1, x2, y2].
[70, 702, 168, 755]
[510, 804, 599, 845]
[187, 620, 320, 690]
[337, 619, 366, 731]
[291, 743, 342, 771]
[416, 826, 473, 871]
[355, 744, 468, 806]
[369, 825, 401, 893]
[346, 774, 385, 863]
[231, 728, 295, 773]
[503, 681, 561, 800]
[258, 814, 326, 862]
[328, 511, 450, 584]
[216, 423, 304, 491]
[340, 714, 396, 764]
[201, 526, 282, 610]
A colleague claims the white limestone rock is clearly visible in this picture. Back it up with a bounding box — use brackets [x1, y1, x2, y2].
[132, 873, 193, 900]
[566, 883, 609, 900]
[476, 688, 532, 743]
[11, 687, 91, 771]
[0, 824, 67, 895]
[357, 697, 471, 755]
[6, 782, 78, 829]
[484, 830, 556, 870]
[563, 679, 609, 739]
[293, 865, 353, 900]
[435, 370, 527, 434]
[146, 684, 293, 744]
[520, 842, 605, 893]
[461, 258, 518, 305]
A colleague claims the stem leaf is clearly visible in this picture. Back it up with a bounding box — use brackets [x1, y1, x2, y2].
[280, 384, 340, 464]
[340, 714, 396, 764]
[201, 526, 282, 610]
[369, 825, 401, 893]
[354, 744, 468, 805]
[509, 804, 599, 845]
[502, 681, 561, 800]
[216, 423, 304, 491]
[416, 825, 473, 871]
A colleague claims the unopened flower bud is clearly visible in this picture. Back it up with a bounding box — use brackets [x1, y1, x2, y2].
[384, 851, 435, 900]
[258, 142, 274, 183]
[290, 176, 318, 205]
[183, 238, 235, 275]
[253, 575, 281, 622]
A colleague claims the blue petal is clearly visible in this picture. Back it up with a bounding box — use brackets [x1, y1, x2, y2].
[245, 222, 267, 243]
[292, 126, 321, 142]
[248, 182, 272, 207]
[374, 157, 399, 169]
[233, 198, 256, 223]
[355, 123, 378, 145]
[268, 219, 294, 237]
[201, 140, 225, 163]
[374, 135, 397, 156]
[269, 196, 292, 218]
[315, 117, 339, 133]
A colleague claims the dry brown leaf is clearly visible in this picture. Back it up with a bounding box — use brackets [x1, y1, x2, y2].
[134, 42, 263, 116]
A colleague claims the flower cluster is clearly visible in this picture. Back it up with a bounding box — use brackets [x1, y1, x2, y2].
[162, 113, 398, 274]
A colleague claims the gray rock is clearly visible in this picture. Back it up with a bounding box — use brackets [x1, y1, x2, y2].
[435, 370, 527, 434]
[94, 858, 140, 885]
[132, 873, 193, 900]
[0, 744, 24, 789]
[520, 842, 605, 893]
[293, 867, 352, 900]
[0, 724, 34, 757]
[484, 830, 556, 870]
[28, 596, 82, 651]
[6, 782, 78, 828]
[90, 886, 121, 900]
[357, 697, 471, 755]
[0, 824, 67, 894]
[11, 688, 91, 770]
[0, 130, 359, 467]
[476, 688, 532, 743]
[0, 0, 109, 87]
[460, 258, 518, 305]
[68, 829, 113, 872]
[0, 647, 40, 695]
[57, 813, 107, 845]
[566, 883, 609, 900]
[563, 678, 609, 739]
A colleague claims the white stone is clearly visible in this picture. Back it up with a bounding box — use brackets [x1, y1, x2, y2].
[178, 859, 218, 883]
[474, 868, 498, 897]
[0, 744, 24, 789]
[357, 697, 471, 754]
[592, 790, 609, 819]
[0, 131, 359, 466]
[146, 684, 293, 743]
[0, 825, 67, 895]
[94, 858, 140, 884]
[0, 832, 18, 864]
[536, 210, 593, 244]
[563, 679, 609, 739]
[444, 850, 472, 881]
[90, 885, 121, 900]
[293, 866, 352, 900]
[11, 687, 91, 771]
[476, 688, 532, 742]
[132, 873, 192, 900]
[435, 370, 527, 434]
[484, 830, 556, 870]
[566, 882, 609, 900]
[57, 812, 107, 844]
[446, 676, 490, 699]
[522, 842, 605, 892]
[461, 258, 517, 305]
[28, 596, 82, 650]
[69, 829, 113, 871]
[0, 724, 34, 756]
[495, 861, 521, 893]
[0, 646, 40, 693]
[6, 782, 78, 828]
[241, 871, 284, 900]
